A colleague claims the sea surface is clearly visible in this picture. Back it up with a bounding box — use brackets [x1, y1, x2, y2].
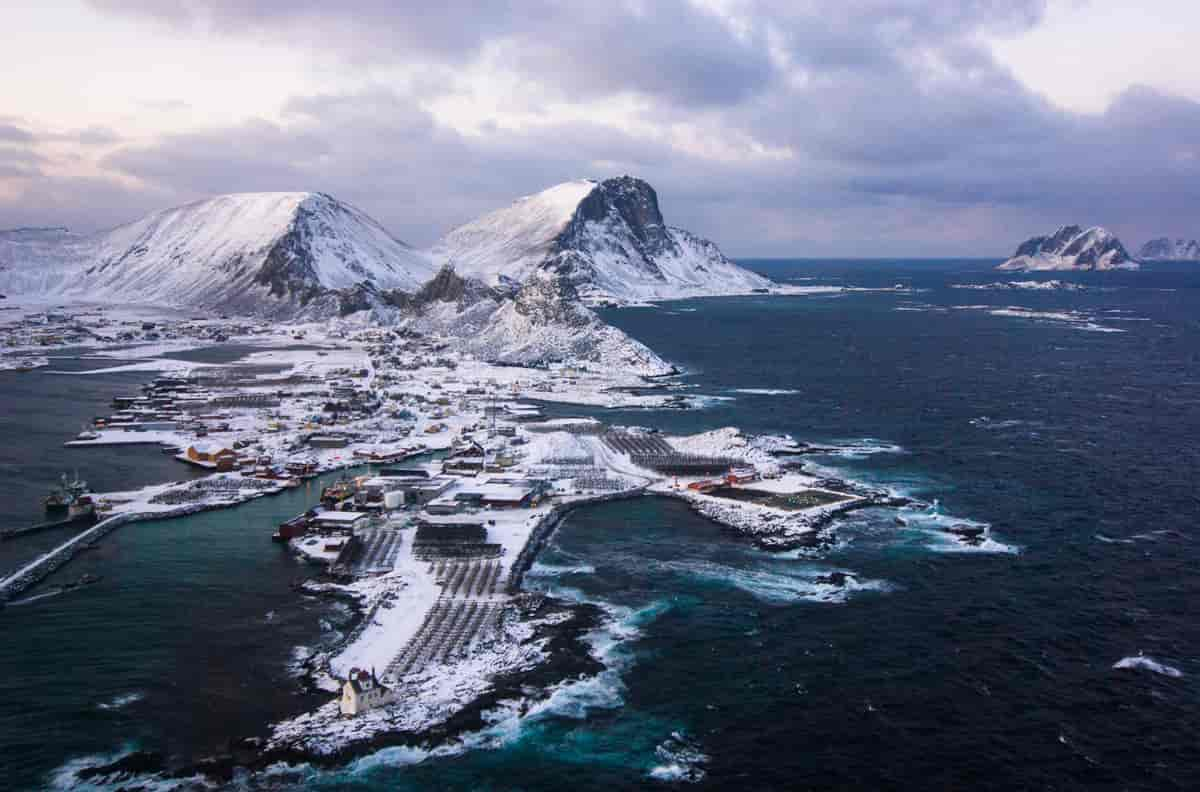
[2, 260, 1199, 790]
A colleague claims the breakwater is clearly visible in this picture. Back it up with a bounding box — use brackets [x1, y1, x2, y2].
[506, 489, 646, 594]
[0, 514, 130, 602]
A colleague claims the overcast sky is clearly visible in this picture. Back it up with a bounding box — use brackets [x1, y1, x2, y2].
[2, 0, 1198, 256]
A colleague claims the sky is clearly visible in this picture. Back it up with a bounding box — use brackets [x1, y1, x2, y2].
[1, 0, 1198, 257]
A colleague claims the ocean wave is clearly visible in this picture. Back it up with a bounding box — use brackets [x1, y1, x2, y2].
[970, 416, 1031, 430]
[96, 692, 144, 711]
[528, 560, 597, 577]
[818, 439, 905, 458]
[731, 388, 800, 396]
[895, 505, 1019, 555]
[684, 395, 736, 409]
[648, 731, 709, 783]
[458, 595, 671, 754]
[48, 746, 199, 792]
[658, 559, 887, 604]
[1113, 654, 1183, 678]
[924, 534, 1020, 555]
[345, 743, 435, 773]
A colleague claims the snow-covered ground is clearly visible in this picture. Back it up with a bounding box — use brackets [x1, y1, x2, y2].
[0, 296, 988, 780]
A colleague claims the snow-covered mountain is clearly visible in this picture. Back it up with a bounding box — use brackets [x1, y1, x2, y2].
[0, 193, 436, 315]
[0, 185, 729, 375]
[0, 227, 90, 295]
[1139, 237, 1200, 261]
[997, 225, 1139, 271]
[433, 176, 771, 303]
[386, 265, 672, 376]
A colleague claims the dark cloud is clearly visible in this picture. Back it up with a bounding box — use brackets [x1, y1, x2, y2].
[89, 0, 776, 108]
[10, 1, 1198, 255]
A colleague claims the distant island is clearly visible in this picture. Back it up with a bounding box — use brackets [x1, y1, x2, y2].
[1139, 237, 1200, 261]
[997, 225, 1139, 271]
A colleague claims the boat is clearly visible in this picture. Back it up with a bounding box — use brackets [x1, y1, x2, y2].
[320, 474, 358, 505]
[43, 472, 95, 520]
[61, 574, 102, 591]
[75, 426, 101, 441]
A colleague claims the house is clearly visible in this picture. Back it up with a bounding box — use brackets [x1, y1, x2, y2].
[309, 433, 350, 448]
[726, 467, 759, 485]
[455, 482, 536, 509]
[339, 668, 395, 716]
[183, 444, 238, 471]
[313, 510, 369, 534]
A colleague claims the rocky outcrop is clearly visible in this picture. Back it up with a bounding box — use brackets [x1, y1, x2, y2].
[998, 225, 1139, 271]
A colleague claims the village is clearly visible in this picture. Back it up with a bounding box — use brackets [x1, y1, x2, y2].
[0, 300, 925, 755]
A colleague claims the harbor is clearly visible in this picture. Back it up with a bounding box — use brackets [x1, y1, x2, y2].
[0, 311, 944, 786]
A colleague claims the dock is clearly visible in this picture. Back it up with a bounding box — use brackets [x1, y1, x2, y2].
[0, 513, 96, 541]
[0, 515, 129, 603]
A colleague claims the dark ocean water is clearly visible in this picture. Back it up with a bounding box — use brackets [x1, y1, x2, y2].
[3, 260, 1200, 790]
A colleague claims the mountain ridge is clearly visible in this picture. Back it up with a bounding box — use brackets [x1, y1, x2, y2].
[997, 225, 1139, 271]
[435, 176, 772, 303]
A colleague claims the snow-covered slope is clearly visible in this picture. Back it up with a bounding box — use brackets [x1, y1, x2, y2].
[1, 193, 435, 315]
[82, 192, 435, 312]
[434, 176, 771, 303]
[392, 265, 673, 376]
[1139, 237, 1200, 261]
[0, 227, 90, 296]
[998, 225, 1138, 271]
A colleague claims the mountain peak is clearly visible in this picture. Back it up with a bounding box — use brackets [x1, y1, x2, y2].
[435, 175, 770, 302]
[1, 191, 435, 315]
[999, 225, 1138, 271]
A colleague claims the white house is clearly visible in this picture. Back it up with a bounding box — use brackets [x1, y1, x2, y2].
[339, 667, 395, 716]
[314, 510, 369, 534]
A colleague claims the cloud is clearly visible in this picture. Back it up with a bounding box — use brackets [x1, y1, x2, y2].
[8, 1, 1198, 255]
[0, 123, 35, 144]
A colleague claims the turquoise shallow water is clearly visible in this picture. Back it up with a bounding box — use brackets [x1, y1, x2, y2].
[3, 260, 1200, 790]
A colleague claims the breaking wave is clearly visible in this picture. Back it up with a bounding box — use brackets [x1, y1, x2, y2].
[648, 731, 710, 783]
[657, 558, 887, 604]
[1113, 654, 1183, 678]
[96, 692, 144, 711]
[731, 388, 800, 396]
[819, 439, 905, 458]
[528, 560, 597, 577]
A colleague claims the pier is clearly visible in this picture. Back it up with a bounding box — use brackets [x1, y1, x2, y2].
[0, 513, 96, 541]
[0, 515, 129, 603]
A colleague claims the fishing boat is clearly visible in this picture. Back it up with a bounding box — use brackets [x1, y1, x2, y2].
[43, 472, 95, 520]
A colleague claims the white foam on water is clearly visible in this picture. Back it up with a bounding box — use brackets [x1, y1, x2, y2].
[658, 558, 887, 604]
[528, 560, 597, 577]
[893, 504, 1019, 555]
[818, 439, 906, 458]
[731, 388, 800, 395]
[648, 731, 710, 783]
[96, 692, 144, 711]
[48, 745, 200, 792]
[345, 743, 436, 774]
[1113, 654, 1183, 678]
[425, 594, 674, 759]
[684, 394, 736, 409]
